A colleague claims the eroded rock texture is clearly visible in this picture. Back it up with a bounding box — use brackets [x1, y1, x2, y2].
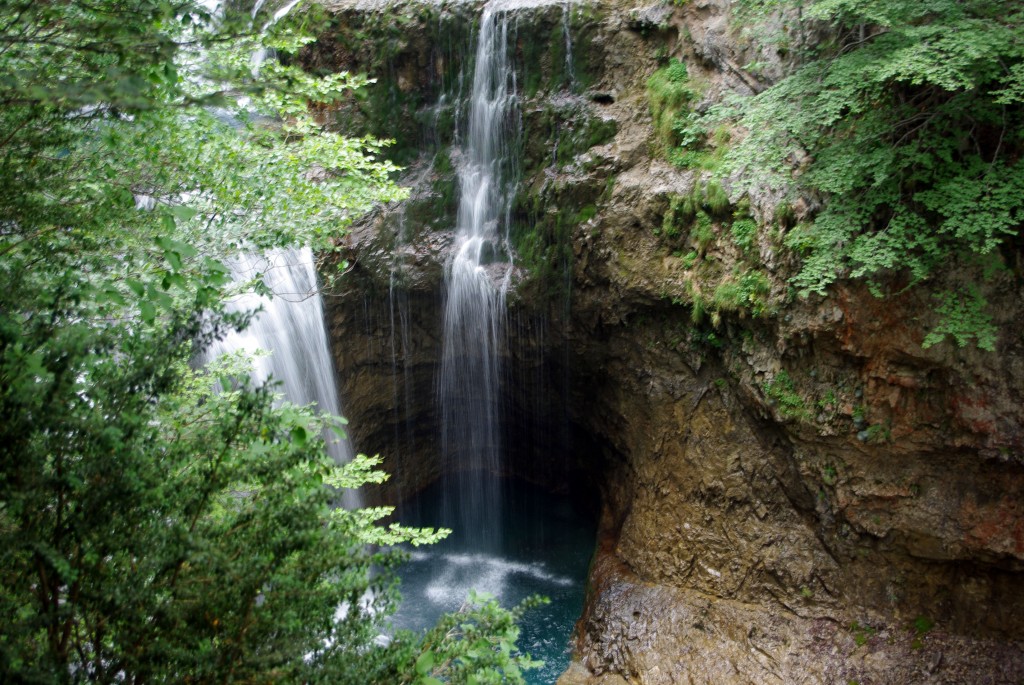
[305, 1, 1024, 681]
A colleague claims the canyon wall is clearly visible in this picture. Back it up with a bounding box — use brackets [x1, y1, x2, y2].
[305, 1, 1024, 682]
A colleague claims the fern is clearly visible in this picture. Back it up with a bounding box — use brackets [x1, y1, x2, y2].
[922, 287, 998, 351]
[647, 60, 700, 149]
[720, 0, 1024, 349]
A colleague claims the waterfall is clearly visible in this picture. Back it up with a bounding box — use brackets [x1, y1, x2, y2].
[389, 7, 599, 682]
[561, 0, 577, 90]
[439, 5, 519, 549]
[206, 248, 357, 504]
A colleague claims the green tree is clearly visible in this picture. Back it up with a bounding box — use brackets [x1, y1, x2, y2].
[0, 1, 540, 682]
[724, 0, 1024, 349]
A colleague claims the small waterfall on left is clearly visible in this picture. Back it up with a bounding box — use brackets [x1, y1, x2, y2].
[205, 248, 357, 503]
[193, 6, 353, 485]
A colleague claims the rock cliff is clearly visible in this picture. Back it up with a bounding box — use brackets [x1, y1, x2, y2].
[304, 1, 1024, 681]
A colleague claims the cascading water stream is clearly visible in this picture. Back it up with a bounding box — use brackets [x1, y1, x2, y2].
[439, 4, 519, 550]
[561, 0, 577, 91]
[393, 6, 595, 682]
[387, 208, 417, 508]
[205, 248, 358, 507]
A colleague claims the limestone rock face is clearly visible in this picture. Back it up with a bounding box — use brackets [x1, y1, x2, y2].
[306, 1, 1024, 681]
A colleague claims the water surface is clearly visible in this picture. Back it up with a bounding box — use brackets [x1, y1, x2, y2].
[393, 479, 595, 684]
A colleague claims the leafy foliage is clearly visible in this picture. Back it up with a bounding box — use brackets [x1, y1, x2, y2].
[0, 1, 538, 682]
[762, 370, 809, 420]
[394, 592, 548, 685]
[712, 270, 772, 317]
[921, 286, 997, 351]
[647, 59, 701, 151]
[730, 216, 758, 252]
[724, 0, 1024, 348]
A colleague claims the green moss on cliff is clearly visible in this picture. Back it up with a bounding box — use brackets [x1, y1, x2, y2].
[647, 59, 699, 151]
[510, 179, 604, 303]
[510, 207, 575, 300]
[521, 103, 617, 178]
[656, 179, 779, 324]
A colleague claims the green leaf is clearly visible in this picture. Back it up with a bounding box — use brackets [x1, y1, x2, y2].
[100, 288, 127, 306]
[168, 205, 199, 222]
[169, 239, 198, 259]
[166, 251, 183, 272]
[139, 300, 156, 323]
[148, 286, 174, 311]
[415, 650, 434, 675]
[163, 272, 187, 290]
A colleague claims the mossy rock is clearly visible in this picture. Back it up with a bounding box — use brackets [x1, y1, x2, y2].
[520, 102, 617, 177]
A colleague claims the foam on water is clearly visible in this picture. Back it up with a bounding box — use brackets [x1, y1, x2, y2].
[420, 552, 573, 607]
[393, 481, 595, 685]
